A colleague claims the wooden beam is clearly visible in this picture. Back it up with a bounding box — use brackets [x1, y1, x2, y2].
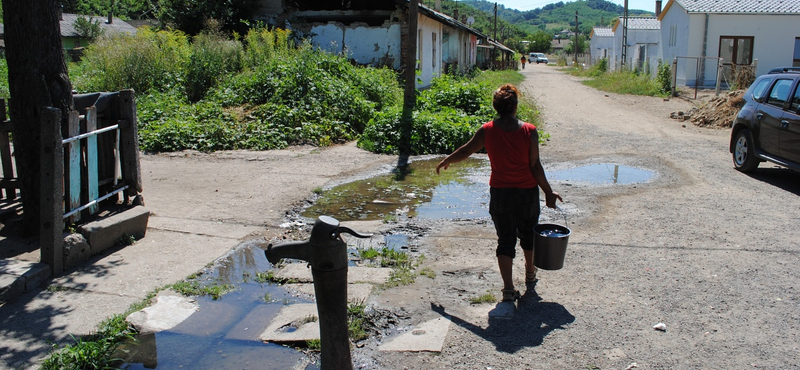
[39, 106, 64, 275]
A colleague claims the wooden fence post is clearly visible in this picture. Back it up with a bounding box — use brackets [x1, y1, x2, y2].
[65, 110, 80, 224]
[0, 99, 15, 199]
[83, 106, 99, 217]
[39, 106, 64, 275]
[118, 90, 141, 200]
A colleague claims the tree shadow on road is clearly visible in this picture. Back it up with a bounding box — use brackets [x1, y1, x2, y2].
[431, 289, 574, 353]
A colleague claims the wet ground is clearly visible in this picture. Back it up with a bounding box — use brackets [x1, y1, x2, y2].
[121, 156, 659, 369]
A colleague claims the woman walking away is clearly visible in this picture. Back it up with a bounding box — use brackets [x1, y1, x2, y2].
[436, 83, 562, 302]
[520, 55, 527, 69]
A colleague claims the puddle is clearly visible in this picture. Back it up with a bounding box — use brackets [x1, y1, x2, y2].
[121, 242, 318, 370]
[303, 157, 490, 221]
[548, 163, 655, 185]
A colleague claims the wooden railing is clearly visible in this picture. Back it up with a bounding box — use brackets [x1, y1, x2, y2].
[1, 90, 143, 274]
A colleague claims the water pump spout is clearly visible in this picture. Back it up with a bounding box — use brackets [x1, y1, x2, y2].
[264, 240, 311, 265]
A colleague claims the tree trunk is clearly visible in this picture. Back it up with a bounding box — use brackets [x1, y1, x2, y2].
[2, 0, 73, 235]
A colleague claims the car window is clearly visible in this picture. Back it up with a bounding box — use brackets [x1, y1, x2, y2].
[766, 79, 793, 107]
[792, 83, 800, 113]
[750, 78, 771, 101]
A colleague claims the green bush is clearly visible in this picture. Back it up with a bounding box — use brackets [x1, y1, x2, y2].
[656, 60, 672, 94]
[418, 74, 485, 115]
[358, 106, 483, 155]
[186, 32, 243, 102]
[72, 28, 190, 94]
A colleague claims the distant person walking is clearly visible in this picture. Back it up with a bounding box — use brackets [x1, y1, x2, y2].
[520, 55, 527, 69]
[436, 84, 562, 302]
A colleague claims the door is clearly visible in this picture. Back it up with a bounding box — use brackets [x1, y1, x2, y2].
[781, 81, 800, 164]
[757, 78, 793, 157]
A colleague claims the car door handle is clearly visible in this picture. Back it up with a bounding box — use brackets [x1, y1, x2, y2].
[756, 113, 763, 120]
[781, 120, 789, 129]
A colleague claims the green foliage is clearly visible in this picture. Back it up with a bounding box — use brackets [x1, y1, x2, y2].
[582, 70, 667, 97]
[74, 16, 105, 41]
[154, 0, 259, 35]
[242, 27, 293, 69]
[61, 0, 154, 20]
[470, 292, 497, 304]
[656, 60, 672, 94]
[72, 28, 190, 94]
[171, 279, 234, 300]
[40, 314, 134, 370]
[0, 59, 7, 99]
[347, 301, 369, 341]
[359, 248, 380, 260]
[186, 32, 243, 102]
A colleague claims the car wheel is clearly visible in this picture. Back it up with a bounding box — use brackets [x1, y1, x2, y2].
[733, 129, 759, 172]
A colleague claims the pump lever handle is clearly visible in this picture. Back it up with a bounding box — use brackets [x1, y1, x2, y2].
[338, 226, 372, 239]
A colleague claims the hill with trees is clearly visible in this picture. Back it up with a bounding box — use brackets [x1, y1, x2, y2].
[462, 0, 654, 35]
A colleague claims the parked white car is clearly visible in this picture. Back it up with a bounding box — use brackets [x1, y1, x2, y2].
[528, 53, 549, 64]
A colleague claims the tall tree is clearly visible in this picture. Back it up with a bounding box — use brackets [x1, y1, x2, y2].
[2, 0, 73, 235]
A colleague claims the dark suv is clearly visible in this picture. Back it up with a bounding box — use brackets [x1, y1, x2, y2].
[730, 68, 800, 172]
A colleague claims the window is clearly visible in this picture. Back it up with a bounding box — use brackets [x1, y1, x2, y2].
[767, 79, 793, 107]
[719, 36, 753, 66]
[432, 33, 437, 68]
[417, 30, 423, 70]
[791, 83, 800, 112]
[794, 37, 800, 67]
[751, 78, 771, 101]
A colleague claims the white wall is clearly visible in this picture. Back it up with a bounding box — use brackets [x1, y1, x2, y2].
[416, 14, 443, 88]
[590, 36, 614, 64]
[661, 5, 800, 87]
[706, 13, 800, 76]
[311, 23, 402, 69]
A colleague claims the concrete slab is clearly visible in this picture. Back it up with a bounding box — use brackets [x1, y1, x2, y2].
[148, 216, 262, 240]
[378, 316, 451, 352]
[288, 282, 374, 303]
[224, 304, 283, 342]
[0, 259, 51, 303]
[348, 266, 392, 284]
[50, 228, 239, 298]
[260, 303, 320, 343]
[276, 264, 392, 285]
[79, 206, 150, 254]
[126, 291, 199, 334]
[488, 302, 516, 319]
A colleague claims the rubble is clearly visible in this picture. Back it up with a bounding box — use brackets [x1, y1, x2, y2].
[670, 90, 745, 128]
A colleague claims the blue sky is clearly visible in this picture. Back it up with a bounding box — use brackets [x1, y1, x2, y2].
[489, 0, 659, 13]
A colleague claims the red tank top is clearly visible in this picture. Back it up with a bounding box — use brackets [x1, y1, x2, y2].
[482, 121, 538, 188]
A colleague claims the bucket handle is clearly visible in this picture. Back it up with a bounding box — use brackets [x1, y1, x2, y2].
[541, 205, 568, 228]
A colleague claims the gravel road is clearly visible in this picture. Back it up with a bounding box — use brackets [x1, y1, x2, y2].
[355, 65, 800, 369]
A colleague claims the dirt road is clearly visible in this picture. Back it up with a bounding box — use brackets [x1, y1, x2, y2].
[358, 65, 800, 369]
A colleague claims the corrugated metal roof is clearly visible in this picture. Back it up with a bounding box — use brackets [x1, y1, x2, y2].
[620, 17, 661, 30]
[592, 27, 614, 37]
[674, 0, 800, 13]
[60, 13, 137, 38]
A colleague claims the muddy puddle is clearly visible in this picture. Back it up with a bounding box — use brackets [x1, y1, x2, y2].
[303, 157, 490, 221]
[122, 158, 654, 368]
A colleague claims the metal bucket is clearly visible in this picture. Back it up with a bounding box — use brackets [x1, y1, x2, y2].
[533, 208, 570, 270]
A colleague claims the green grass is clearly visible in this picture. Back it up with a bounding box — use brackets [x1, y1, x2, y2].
[419, 267, 436, 279]
[253, 271, 297, 285]
[347, 301, 370, 341]
[170, 280, 234, 300]
[570, 68, 669, 98]
[469, 292, 497, 304]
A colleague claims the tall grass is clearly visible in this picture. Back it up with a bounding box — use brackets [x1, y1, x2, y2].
[73, 27, 190, 94]
[186, 32, 243, 102]
[582, 70, 667, 97]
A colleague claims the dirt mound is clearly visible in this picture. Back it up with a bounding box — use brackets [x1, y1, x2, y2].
[670, 90, 745, 128]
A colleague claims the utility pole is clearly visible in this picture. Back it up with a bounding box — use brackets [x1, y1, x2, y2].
[400, 0, 419, 165]
[621, 0, 628, 68]
[493, 2, 497, 68]
[574, 11, 579, 66]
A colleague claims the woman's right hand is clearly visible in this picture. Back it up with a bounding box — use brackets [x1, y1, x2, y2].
[545, 191, 563, 209]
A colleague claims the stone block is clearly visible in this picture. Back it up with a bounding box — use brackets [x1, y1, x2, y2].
[78, 206, 150, 254]
[63, 233, 92, 270]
